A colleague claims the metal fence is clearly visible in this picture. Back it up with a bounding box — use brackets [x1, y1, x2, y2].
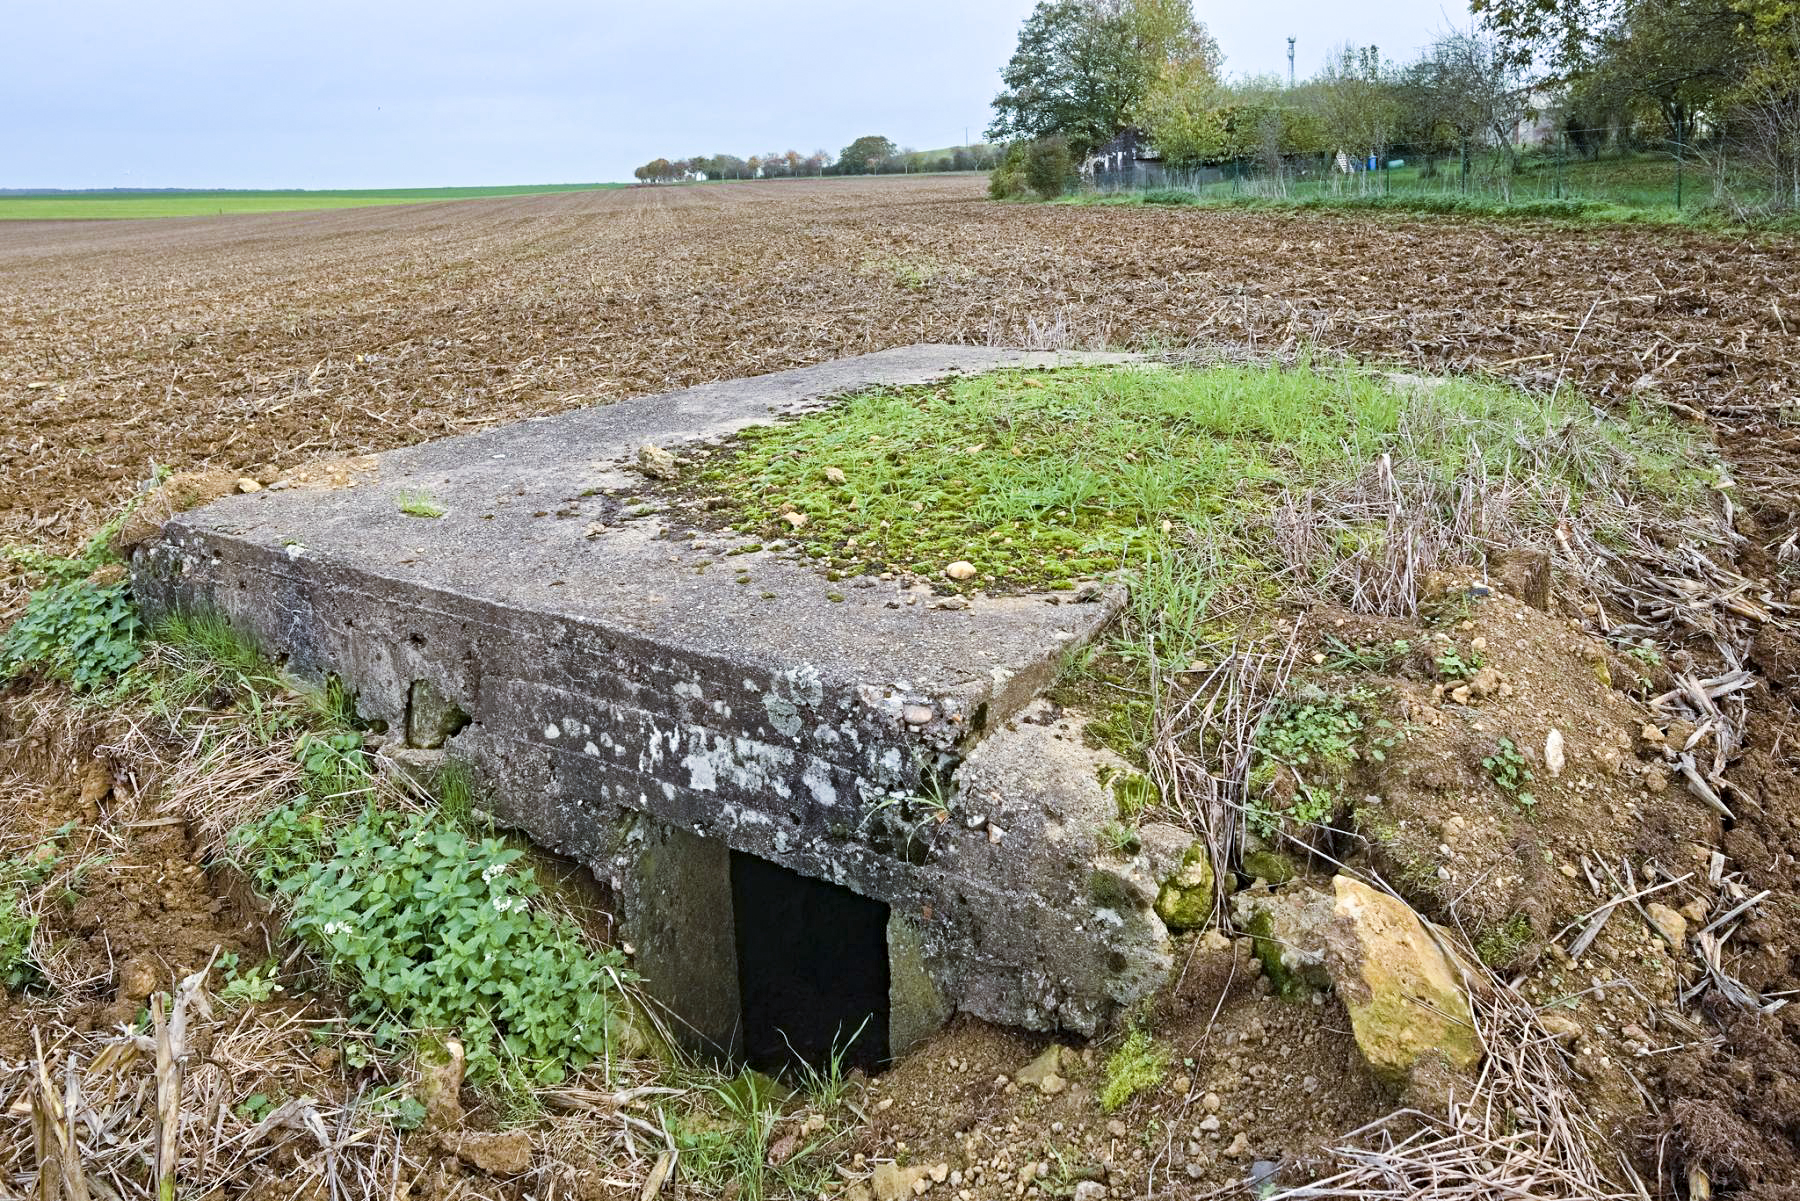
[1088, 132, 1788, 215]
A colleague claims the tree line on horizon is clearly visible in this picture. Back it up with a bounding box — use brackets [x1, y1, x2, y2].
[632, 138, 1000, 183]
[983, 0, 1799, 210]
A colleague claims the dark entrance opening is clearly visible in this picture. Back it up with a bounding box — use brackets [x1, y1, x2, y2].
[730, 850, 890, 1074]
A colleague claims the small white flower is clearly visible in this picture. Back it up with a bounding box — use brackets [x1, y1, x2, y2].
[491, 896, 520, 914]
[481, 863, 508, 883]
[322, 920, 353, 937]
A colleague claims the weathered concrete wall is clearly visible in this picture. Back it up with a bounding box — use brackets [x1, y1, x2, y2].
[134, 346, 1172, 1045]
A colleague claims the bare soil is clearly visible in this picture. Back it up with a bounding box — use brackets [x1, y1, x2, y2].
[3, 176, 1797, 1198]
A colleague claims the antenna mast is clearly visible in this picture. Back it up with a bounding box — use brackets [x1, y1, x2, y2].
[1287, 37, 1296, 88]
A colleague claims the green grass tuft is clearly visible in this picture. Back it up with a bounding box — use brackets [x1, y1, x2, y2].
[396, 490, 447, 519]
[679, 360, 1711, 805]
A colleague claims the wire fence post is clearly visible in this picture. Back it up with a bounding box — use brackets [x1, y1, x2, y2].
[1674, 114, 1685, 211]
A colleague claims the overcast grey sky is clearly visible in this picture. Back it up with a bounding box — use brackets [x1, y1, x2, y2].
[6, 1, 1475, 190]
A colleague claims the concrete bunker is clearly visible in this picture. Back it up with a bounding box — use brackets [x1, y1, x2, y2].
[132, 346, 1178, 1065]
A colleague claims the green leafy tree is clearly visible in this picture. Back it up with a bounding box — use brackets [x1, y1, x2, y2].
[1725, 2, 1800, 207]
[1397, 33, 1530, 167]
[1024, 135, 1077, 196]
[988, 0, 1221, 156]
[1134, 57, 1227, 164]
[1314, 44, 1407, 161]
[839, 135, 898, 174]
[1472, 0, 1748, 141]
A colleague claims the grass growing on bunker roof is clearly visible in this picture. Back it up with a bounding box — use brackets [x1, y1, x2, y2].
[686, 360, 1713, 784]
[693, 362, 1703, 598]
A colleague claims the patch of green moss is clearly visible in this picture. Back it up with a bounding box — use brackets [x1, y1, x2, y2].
[1152, 844, 1214, 930]
[1100, 765, 1159, 820]
[1090, 868, 1141, 911]
[684, 364, 1700, 600]
[1100, 1028, 1166, 1112]
[1241, 848, 1297, 886]
[1240, 906, 1317, 1000]
[1476, 913, 1533, 969]
[665, 361, 1710, 807]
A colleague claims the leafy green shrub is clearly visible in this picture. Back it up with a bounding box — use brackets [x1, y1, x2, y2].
[988, 142, 1030, 199]
[1433, 644, 1483, 680]
[216, 952, 282, 1008]
[0, 887, 36, 992]
[1024, 136, 1076, 199]
[1138, 187, 1199, 206]
[1482, 737, 1535, 808]
[0, 578, 142, 690]
[236, 802, 627, 1085]
[1256, 688, 1367, 769]
[1100, 1027, 1166, 1112]
[295, 730, 372, 803]
[2, 495, 150, 691]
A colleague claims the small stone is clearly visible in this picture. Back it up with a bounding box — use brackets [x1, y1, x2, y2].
[1154, 843, 1215, 930]
[1544, 729, 1566, 777]
[825, 467, 848, 484]
[439, 1129, 532, 1176]
[1539, 1014, 1581, 1042]
[116, 958, 158, 1003]
[1467, 666, 1502, 699]
[633, 443, 680, 480]
[1016, 1045, 1068, 1092]
[781, 510, 809, 529]
[944, 560, 978, 581]
[1224, 1133, 1250, 1160]
[235, 477, 262, 493]
[1450, 685, 1472, 704]
[1074, 1183, 1107, 1201]
[1198, 1115, 1221, 1133]
[77, 758, 113, 811]
[930, 1163, 951, 1183]
[1202, 1092, 1221, 1113]
[903, 705, 935, 726]
[872, 1163, 929, 1201]
[1106, 1119, 1128, 1138]
[1646, 902, 1688, 948]
[1240, 848, 1296, 886]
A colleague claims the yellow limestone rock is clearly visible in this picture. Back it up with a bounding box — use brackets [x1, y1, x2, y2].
[1327, 876, 1481, 1085]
